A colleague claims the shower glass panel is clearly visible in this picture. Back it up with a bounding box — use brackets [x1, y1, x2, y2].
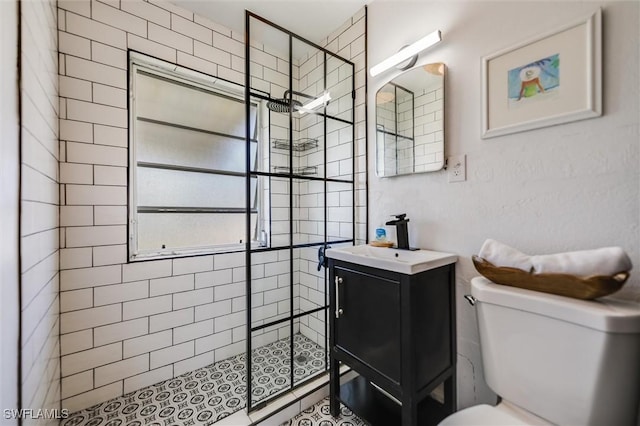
[259, 176, 291, 248]
[245, 12, 354, 411]
[326, 54, 354, 122]
[326, 118, 354, 180]
[293, 179, 325, 245]
[250, 324, 292, 405]
[251, 248, 292, 327]
[327, 181, 354, 243]
[292, 314, 327, 386]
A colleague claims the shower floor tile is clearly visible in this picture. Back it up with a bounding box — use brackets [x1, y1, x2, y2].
[62, 334, 326, 426]
[280, 397, 365, 426]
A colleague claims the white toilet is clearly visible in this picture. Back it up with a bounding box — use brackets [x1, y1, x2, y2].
[440, 276, 640, 425]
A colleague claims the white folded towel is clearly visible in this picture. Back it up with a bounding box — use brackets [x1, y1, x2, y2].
[531, 247, 632, 277]
[478, 239, 533, 272]
[478, 239, 633, 277]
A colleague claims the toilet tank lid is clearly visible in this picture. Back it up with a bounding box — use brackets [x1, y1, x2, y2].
[471, 276, 640, 333]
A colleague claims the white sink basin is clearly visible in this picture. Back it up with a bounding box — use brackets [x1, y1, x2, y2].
[325, 245, 457, 275]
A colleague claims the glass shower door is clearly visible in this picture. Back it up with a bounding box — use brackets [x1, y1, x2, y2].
[245, 11, 355, 411]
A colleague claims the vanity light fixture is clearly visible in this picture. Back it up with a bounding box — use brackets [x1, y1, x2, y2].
[370, 30, 442, 77]
[298, 91, 331, 115]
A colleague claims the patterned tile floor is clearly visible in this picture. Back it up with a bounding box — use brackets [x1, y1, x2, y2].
[281, 397, 365, 426]
[62, 334, 326, 426]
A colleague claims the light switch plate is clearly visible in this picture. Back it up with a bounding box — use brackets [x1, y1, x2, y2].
[448, 155, 466, 182]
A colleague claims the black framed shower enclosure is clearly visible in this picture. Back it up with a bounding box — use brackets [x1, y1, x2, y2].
[244, 11, 356, 412]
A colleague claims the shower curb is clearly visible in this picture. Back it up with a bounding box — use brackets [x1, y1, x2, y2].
[249, 366, 356, 425]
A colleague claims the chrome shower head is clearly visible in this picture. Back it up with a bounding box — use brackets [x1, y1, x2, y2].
[267, 97, 303, 113]
[266, 89, 317, 113]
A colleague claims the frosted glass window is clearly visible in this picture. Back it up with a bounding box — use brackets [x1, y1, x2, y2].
[129, 53, 260, 260]
[136, 71, 257, 138]
[137, 120, 257, 173]
[137, 168, 257, 209]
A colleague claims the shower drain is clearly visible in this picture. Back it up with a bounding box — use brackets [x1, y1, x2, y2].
[295, 355, 308, 364]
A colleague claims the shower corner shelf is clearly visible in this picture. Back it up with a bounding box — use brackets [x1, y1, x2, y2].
[272, 138, 318, 152]
[272, 165, 318, 176]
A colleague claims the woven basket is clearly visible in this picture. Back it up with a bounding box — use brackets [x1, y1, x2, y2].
[472, 255, 629, 300]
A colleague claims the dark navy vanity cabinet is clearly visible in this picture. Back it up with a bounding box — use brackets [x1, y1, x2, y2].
[329, 258, 457, 426]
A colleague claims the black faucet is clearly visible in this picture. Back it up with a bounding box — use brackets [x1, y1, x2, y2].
[385, 214, 411, 250]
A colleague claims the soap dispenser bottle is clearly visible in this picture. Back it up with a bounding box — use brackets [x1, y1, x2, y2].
[375, 225, 387, 242]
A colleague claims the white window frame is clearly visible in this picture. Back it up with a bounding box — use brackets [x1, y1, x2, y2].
[128, 52, 263, 261]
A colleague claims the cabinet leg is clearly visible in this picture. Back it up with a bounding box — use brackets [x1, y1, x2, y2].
[444, 375, 457, 414]
[329, 356, 340, 418]
[401, 397, 417, 426]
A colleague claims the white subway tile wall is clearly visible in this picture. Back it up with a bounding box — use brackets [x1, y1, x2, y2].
[58, 0, 366, 414]
[20, 0, 60, 423]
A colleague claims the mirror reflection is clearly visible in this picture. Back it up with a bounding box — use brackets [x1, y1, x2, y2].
[376, 63, 445, 177]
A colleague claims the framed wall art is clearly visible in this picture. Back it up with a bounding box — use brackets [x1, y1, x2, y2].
[481, 9, 602, 139]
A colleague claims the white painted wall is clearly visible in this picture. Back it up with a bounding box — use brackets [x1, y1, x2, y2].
[368, 0, 639, 409]
[1, 1, 20, 422]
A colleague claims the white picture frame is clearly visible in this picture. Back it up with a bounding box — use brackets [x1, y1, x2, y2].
[481, 9, 602, 139]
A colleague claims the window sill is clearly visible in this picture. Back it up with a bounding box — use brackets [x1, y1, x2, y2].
[129, 242, 263, 262]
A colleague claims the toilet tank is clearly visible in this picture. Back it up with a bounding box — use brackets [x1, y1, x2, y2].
[471, 277, 640, 426]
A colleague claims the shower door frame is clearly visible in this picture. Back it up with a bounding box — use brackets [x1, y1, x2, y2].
[244, 11, 356, 412]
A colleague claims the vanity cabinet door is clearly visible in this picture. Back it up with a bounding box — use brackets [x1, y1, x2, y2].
[334, 266, 401, 384]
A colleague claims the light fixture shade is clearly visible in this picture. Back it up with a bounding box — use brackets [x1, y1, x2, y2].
[370, 30, 442, 77]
